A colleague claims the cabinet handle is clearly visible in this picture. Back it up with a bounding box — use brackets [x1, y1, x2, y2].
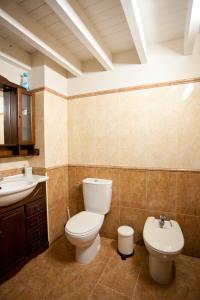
[0, 231, 3, 240]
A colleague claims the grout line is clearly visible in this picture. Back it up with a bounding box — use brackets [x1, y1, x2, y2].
[98, 283, 133, 299]
[145, 170, 148, 210]
[132, 265, 142, 300]
[87, 255, 113, 298]
[175, 171, 177, 220]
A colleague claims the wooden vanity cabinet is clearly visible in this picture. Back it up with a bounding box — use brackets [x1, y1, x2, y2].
[0, 206, 26, 276]
[0, 182, 49, 283]
[26, 197, 48, 257]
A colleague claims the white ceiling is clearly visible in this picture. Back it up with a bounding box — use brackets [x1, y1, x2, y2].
[138, 0, 188, 44]
[0, 23, 35, 54]
[0, 0, 199, 75]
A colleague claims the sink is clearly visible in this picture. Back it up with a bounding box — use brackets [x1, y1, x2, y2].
[0, 177, 38, 207]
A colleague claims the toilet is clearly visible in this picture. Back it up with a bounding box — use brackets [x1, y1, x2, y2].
[143, 216, 184, 284]
[65, 178, 112, 264]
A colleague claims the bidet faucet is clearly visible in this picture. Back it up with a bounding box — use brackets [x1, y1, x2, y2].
[159, 215, 166, 228]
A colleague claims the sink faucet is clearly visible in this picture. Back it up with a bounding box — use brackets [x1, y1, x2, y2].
[159, 215, 166, 228]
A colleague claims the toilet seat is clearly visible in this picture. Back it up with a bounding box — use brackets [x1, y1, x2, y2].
[143, 217, 184, 254]
[65, 211, 104, 237]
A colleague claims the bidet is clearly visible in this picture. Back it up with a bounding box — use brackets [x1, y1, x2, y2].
[143, 216, 184, 284]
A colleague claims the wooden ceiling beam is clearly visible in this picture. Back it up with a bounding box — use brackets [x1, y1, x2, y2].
[46, 0, 113, 71]
[184, 0, 200, 55]
[120, 0, 148, 64]
[0, 3, 82, 76]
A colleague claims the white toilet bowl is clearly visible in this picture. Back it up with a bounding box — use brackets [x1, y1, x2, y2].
[143, 217, 184, 284]
[65, 178, 112, 264]
[65, 211, 104, 264]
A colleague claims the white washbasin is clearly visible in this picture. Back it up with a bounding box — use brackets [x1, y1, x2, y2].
[0, 175, 48, 207]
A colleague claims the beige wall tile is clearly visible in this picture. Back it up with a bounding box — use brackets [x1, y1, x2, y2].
[177, 83, 200, 170]
[95, 93, 120, 166]
[29, 91, 45, 168]
[144, 86, 178, 169]
[68, 98, 96, 165]
[68, 82, 200, 171]
[119, 90, 149, 168]
[44, 91, 68, 168]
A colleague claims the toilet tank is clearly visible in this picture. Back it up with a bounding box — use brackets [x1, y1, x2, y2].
[82, 178, 112, 215]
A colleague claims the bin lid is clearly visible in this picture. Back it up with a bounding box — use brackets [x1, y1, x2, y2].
[118, 226, 134, 237]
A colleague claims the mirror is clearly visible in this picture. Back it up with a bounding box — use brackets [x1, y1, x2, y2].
[0, 87, 18, 145]
[0, 91, 4, 144]
[0, 75, 37, 158]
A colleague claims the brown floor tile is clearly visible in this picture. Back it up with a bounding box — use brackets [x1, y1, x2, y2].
[0, 275, 26, 300]
[134, 253, 200, 300]
[89, 284, 132, 300]
[99, 245, 145, 297]
[0, 235, 200, 300]
[99, 237, 117, 258]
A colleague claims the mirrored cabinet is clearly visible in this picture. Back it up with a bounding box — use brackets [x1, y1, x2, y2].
[0, 75, 38, 157]
[18, 89, 35, 145]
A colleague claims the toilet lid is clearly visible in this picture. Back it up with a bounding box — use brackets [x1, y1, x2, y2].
[65, 211, 104, 235]
[143, 217, 184, 254]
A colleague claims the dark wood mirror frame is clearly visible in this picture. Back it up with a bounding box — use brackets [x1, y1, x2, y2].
[0, 75, 39, 158]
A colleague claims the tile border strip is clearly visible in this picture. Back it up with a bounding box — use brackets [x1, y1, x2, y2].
[31, 77, 200, 101]
[68, 164, 200, 173]
[67, 77, 200, 99]
[31, 87, 68, 100]
[1, 164, 200, 177]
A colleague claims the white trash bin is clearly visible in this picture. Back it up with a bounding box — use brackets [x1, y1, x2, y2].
[117, 226, 134, 260]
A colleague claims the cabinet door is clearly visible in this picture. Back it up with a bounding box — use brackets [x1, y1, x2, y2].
[18, 89, 35, 145]
[26, 198, 48, 257]
[3, 89, 18, 145]
[0, 207, 26, 275]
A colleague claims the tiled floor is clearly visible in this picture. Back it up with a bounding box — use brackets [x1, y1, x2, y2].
[0, 236, 200, 300]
